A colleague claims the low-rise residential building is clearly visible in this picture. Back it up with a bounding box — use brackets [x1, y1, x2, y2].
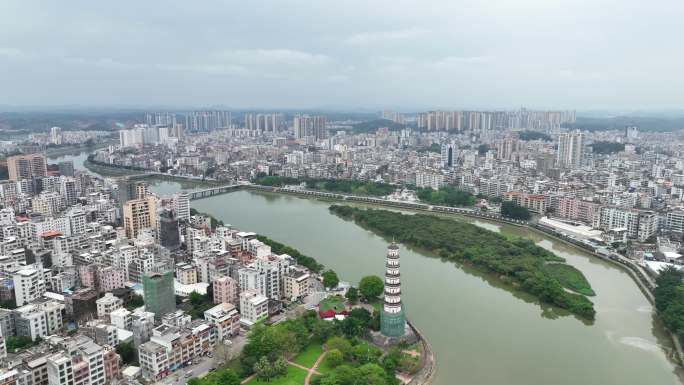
[13, 301, 65, 340]
[284, 269, 311, 301]
[239, 290, 268, 327]
[174, 263, 197, 285]
[96, 293, 123, 321]
[212, 275, 238, 305]
[13, 268, 46, 306]
[138, 321, 217, 381]
[204, 303, 240, 341]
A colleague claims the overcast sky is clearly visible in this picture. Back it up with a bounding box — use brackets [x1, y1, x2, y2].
[1, 0, 682, 111]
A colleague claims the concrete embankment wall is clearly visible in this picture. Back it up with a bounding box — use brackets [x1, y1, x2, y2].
[406, 321, 436, 385]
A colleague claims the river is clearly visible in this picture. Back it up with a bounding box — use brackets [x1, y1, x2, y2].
[190, 190, 682, 385]
[59, 151, 684, 385]
[47, 150, 105, 178]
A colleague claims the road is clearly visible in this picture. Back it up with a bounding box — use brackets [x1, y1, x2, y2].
[160, 358, 214, 385]
[158, 333, 248, 385]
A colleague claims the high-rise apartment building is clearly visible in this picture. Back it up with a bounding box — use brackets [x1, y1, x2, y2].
[173, 192, 190, 221]
[60, 178, 78, 206]
[184, 111, 231, 132]
[145, 112, 177, 127]
[417, 109, 575, 131]
[293, 115, 326, 140]
[7, 154, 47, 181]
[441, 141, 458, 168]
[556, 130, 584, 169]
[50, 126, 62, 145]
[142, 271, 176, 320]
[158, 210, 180, 250]
[244, 113, 282, 133]
[123, 196, 157, 239]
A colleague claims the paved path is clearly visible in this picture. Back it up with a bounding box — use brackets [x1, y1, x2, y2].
[303, 351, 327, 385]
[289, 360, 321, 375]
[240, 373, 256, 384]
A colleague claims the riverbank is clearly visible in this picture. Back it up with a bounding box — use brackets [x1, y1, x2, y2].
[407, 321, 435, 385]
[45, 140, 116, 157]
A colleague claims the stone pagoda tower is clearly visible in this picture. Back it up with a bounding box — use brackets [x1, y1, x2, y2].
[381, 242, 406, 337]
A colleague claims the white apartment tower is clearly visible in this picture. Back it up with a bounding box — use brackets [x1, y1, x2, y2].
[556, 130, 584, 169]
[174, 192, 191, 221]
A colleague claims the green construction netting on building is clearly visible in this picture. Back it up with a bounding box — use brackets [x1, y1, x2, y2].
[380, 306, 406, 338]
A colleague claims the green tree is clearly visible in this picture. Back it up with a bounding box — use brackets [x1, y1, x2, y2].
[312, 319, 337, 342]
[328, 205, 596, 320]
[381, 348, 401, 373]
[654, 266, 684, 345]
[320, 376, 341, 385]
[254, 357, 274, 380]
[356, 363, 387, 385]
[126, 294, 144, 310]
[326, 336, 352, 356]
[350, 343, 382, 365]
[189, 291, 204, 306]
[415, 186, 476, 207]
[326, 365, 357, 385]
[216, 370, 240, 385]
[345, 287, 359, 304]
[6, 336, 36, 353]
[322, 270, 340, 289]
[326, 349, 344, 368]
[500, 201, 531, 220]
[254, 356, 287, 381]
[519, 130, 552, 141]
[591, 141, 625, 154]
[116, 342, 138, 365]
[359, 276, 384, 300]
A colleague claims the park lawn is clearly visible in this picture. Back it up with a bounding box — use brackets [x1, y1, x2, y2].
[245, 365, 308, 385]
[293, 343, 324, 368]
[319, 296, 347, 313]
[543, 263, 596, 296]
[316, 357, 335, 375]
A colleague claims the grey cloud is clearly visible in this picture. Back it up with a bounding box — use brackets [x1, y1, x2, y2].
[0, 0, 682, 110]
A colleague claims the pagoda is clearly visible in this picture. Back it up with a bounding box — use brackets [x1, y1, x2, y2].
[380, 242, 406, 337]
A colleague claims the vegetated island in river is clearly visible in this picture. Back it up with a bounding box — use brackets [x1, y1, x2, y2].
[329, 205, 597, 320]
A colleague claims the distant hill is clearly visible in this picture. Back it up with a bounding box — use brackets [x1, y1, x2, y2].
[519, 130, 552, 141]
[351, 118, 406, 133]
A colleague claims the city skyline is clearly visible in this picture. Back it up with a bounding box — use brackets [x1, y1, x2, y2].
[1, 1, 683, 110]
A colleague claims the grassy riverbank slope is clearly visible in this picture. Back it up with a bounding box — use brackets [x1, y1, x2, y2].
[329, 205, 596, 320]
